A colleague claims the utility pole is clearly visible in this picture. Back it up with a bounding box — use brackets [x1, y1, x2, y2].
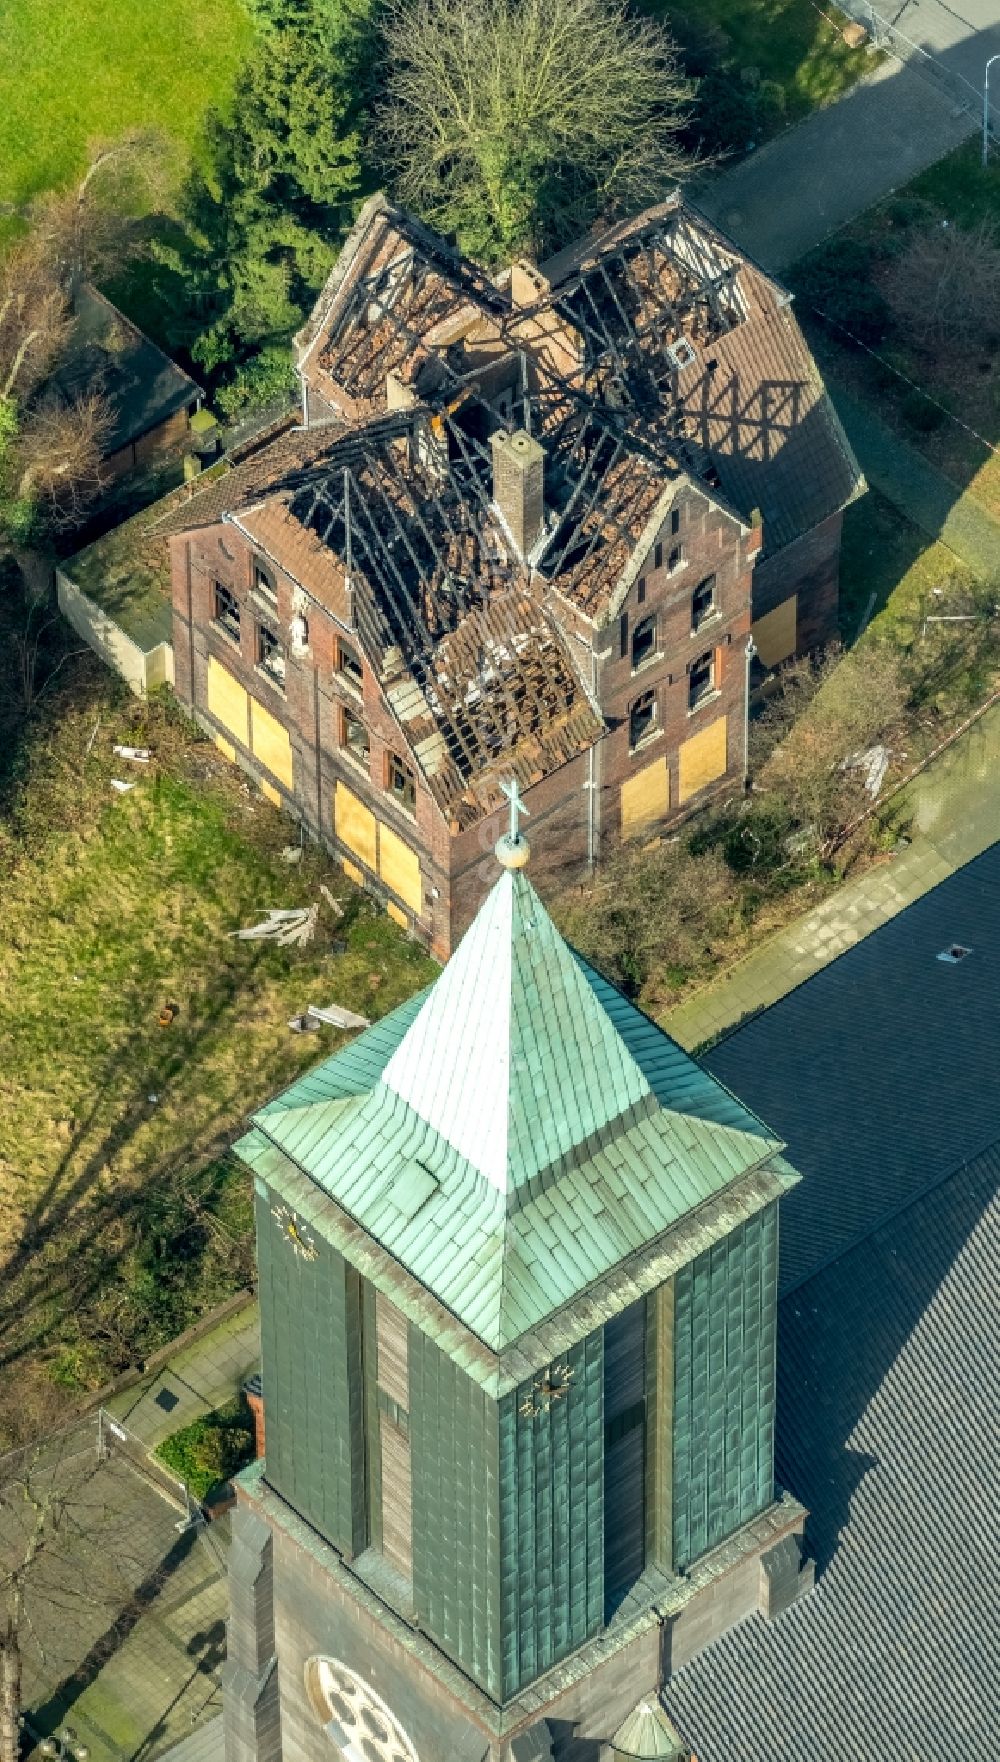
[983, 55, 1000, 166]
[743, 635, 757, 793]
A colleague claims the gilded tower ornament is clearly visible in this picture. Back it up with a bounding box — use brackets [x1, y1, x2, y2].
[271, 1202, 319, 1261]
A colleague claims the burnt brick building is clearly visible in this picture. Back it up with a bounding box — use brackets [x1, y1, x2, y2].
[159, 193, 863, 956]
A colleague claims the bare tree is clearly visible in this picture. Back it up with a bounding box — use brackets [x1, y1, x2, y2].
[0, 1423, 147, 1762]
[10, 397, 110, 532]
[378, 0, 696, 259]
[0, 238, 72, 407]
[883, 219, 1000, 350]
[28, 132, 172, 297]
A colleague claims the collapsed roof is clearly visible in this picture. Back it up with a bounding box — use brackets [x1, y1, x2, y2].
[160, 192, 862, 827]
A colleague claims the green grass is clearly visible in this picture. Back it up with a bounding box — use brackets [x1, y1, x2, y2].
[0, 662, 435, 1426]
[0, 0, 252, 209]
[649, 0, 872, 132]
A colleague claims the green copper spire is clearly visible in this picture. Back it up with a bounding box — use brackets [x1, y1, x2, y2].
[381, 867, 651, 1196]
[613, 1700, 691, 1759]
[237, 858, 791, 1356]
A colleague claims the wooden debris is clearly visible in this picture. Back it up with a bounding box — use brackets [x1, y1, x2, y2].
[229, 905, 319, 946]
[113, 745, 151, 763]
[110, 779, 136, 793]
[307, 1002, 371, 1029]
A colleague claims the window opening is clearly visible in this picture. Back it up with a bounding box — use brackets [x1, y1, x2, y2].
[632, 614, 657, 671]
[257, 622, 286, 688]
[213, 582, 240, 643]
[342, 709, 370, 766]
[692, 575, 716, 631]
[629, 689, 658, 750]
[688, 650, 715, 710]
[388, 752, 417, 812]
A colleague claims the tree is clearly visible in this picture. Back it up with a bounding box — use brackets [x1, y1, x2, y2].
[377, 0, 695, 261]
[0, 1423, 145, 1762]
[883, 219, 1000, 350]
[171, 0, 374, 409]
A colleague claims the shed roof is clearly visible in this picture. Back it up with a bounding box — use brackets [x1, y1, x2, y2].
[236, 866, 793, 1356]
[52, 284, 200, 455]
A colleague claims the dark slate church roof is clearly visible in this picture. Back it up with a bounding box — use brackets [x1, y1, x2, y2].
[663, 842, 1000, 1761]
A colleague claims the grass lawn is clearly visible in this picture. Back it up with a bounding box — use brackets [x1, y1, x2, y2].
[0, 0, 251, 209]
[838, 488, 975, 647]
[0, 660, 434, 1428]
[791, 140, 1000, 521]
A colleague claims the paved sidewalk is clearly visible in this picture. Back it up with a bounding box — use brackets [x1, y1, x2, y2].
[108, 1301, 260, 1448]
[665, 697, 1000, 1050]
[695, 55, 972, 271]
[828, 381, 1000, 575]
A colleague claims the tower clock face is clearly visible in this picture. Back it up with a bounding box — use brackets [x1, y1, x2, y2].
[304, 1657, 419, 1762]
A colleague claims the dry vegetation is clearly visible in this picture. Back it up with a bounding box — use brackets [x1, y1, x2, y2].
[0, 652, 434, 1445]
[556, 574, 1000, 1019]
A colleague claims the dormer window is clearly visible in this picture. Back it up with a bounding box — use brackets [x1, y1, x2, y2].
[692, 575, 717, 631]
[631, 614, 657, 672]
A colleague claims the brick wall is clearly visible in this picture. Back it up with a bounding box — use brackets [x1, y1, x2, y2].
[752, 512, 843, 657]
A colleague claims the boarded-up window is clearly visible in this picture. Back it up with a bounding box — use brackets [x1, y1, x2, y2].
[376, 1294, 411, 1578]
[620, 757, 669, 839]
[604, 1300, 646, 1617]
[207, 657, 249, 747]
[752, 593, 797, 669]
[379, 824, 422, 914]
[336, 782, 377, 870]
[250, 699, 294, 790]
[679, 715, 727, 804]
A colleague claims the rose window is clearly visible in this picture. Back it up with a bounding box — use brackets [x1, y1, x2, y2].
[304, 1657, 419, 1762]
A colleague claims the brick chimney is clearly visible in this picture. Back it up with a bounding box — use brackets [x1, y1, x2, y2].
[491, 428, 545, 559]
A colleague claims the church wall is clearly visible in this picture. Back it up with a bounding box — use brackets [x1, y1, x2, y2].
[409, 1330, 503, 1698]
[500, 1334, 605, 1700]
[264, 1507, 494, 1762]
[671, 1204, 778, 1571]
[255, 1182, 366, 1560]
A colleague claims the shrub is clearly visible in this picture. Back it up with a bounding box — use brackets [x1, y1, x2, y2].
[156, 1396, 255, 1500]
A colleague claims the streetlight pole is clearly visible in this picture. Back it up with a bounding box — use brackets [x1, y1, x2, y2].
[983, 54, 1000, 167]
[743, 635, 757, 793]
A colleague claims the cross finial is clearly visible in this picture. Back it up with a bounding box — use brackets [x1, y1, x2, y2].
[495, 778, 531, 870]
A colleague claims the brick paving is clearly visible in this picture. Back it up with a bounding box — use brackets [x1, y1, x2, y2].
[10, 1424, 230, 1762]
[665, 698, 1000, 1051]
[108, 1303, 261, 1449]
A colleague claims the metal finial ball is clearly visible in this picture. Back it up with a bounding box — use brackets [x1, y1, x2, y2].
[495, 833, 530, 870]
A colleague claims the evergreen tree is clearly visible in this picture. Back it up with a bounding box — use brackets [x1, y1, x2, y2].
[161, 0, 375, 416]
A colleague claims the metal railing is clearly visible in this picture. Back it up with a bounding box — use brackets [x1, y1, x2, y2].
[840, 0, 989, 127]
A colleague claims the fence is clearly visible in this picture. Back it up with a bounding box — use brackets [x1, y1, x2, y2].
[96, 1408, 205, 1531]
[840, 0, 990, 129]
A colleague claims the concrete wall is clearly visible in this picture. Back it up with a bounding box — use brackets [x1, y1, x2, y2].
[56, 568, 174, 697]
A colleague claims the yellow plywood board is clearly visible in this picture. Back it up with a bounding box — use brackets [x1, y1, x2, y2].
[336, 783, 377, 871]
[250, 699, 294, 791]
[379, 823, 422, 915]
[342, 858, 364, 887]
[207, 657, 249, 748]
[753, 593, 798, 669]
[260, 780, 281, 808]
[387, 900, 408, 930]
[215, 734, 237, 765]
[620, 756, 669, 839]
[679, 714, 727, 803]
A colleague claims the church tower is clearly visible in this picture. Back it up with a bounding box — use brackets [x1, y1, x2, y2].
[223, 813, 811, 1762]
